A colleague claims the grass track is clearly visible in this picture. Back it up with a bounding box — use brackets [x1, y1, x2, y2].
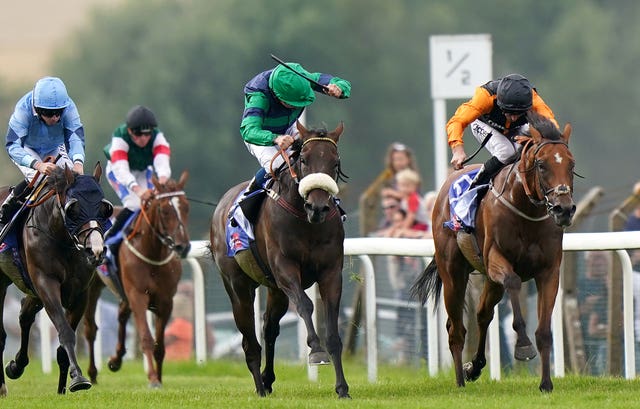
[2, 358, 639, 408]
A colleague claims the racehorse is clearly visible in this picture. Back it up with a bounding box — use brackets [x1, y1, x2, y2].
[210, 121, 350, 398]
[82, 171, 190, 388]
[411, 113, 576, 392]
[0, 164, 112, 395]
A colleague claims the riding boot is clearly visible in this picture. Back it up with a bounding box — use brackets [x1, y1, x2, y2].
[104, 208, 134, 243]
[0, 180, 29, 230]
[244, 167, 268, 196]
[96, 264, 125, 302]
[468, 156, 505, 190]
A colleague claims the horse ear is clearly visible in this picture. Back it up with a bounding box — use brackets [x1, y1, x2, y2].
[178, 170, 189, 189]
[64, 164, 75, 184]
[330, 122, 344, 143]
[561, 123, 572, 143]
[529, 126, 543, 143]
[93, 162, 103, 183]
[296, 120, 308, 137]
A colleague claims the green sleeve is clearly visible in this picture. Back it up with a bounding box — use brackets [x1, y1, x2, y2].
[306, 69, 351, 99]
[240, 92, 277, 146]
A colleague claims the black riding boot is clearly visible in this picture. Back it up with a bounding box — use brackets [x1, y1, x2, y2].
[0, 180, 29, 229]
[105, 208, 134, 243]
[244, 167, 268, 196]
[468, 156, 505, 190]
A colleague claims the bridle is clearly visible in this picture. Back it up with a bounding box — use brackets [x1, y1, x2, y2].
[123, 190, 187, 266]
[491, 138, 572, 221]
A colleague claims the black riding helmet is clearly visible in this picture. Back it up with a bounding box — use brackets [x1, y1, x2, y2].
[496, 74, 533, 113]
[126, 105, 158, 132]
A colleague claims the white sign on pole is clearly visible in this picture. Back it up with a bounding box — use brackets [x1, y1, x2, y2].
[430, 34, 492, 99]
[429, 34, 492, 189]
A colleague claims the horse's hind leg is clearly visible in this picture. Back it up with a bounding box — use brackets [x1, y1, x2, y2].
[83, 279, 104, 384]
[56, 345, 70, 394]
[318, 268, 350, 398]
[465, 279, 505, 382]
[108, 302, 131, 372]
[152, 302, 172, 385]
[6, 296, 41, 380]
[261, 288, 289, 394]
[221, 268, 265, 396]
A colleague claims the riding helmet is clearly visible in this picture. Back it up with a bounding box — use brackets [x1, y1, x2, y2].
[496, 74, 533, 113]
[269, 63, 315, 108]
[32, 77, 71, 109]
[126, 105, 158, 131]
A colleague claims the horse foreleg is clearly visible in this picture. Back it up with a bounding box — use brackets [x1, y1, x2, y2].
[503, 274, 536, 361]
[108, 301, 131, 372]
[83, 279, 104, 384]
[152, 303, 172, 385]
[467, 279, 504, 382]
[56, 345, 69, 394]
[128, 293, 160, 388]
[0, 281, 8, 397]
[6, 296, 40, 380]
[440, 266, 469, 388]
[262, 289, 289, 394]
[318, 271, 350, 399]
[535, 272, 559, 393]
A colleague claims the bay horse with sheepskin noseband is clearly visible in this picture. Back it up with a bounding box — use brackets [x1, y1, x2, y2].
[210, 121, 349, 398]
[0, 163, 112, 395]
[412, 112, 576, 393]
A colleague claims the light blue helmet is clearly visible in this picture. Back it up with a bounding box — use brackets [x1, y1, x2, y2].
[33, 77, 71, 109]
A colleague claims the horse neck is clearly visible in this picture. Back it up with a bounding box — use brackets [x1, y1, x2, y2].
[136, 206, 168, 252]
[499, 163, 546, 215]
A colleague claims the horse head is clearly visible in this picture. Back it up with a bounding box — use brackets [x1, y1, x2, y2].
[56, 162, 113, 265]
[148, 170, 191, 258]
[517, 114, 576, 227]
[295, 121, 343, 224]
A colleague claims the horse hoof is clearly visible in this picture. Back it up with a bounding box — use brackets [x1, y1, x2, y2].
[463, 362, 481, 382]
[148, 381, 162, 389]
[5, 361, 24, 380]
[69, 376, 92, 392]
[539, 379, 553, 393]
[515, 344, 537, 361]
[108, 358, 122, 372]
[309, 351, 331, 365]
[0, 383, 7, 397]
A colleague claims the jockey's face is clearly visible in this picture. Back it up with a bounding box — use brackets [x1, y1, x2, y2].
[128, 128, 153, 147]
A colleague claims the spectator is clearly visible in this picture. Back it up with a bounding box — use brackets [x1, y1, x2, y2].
[578, 250, 610, 375]
[394, 169, 429, 232]
[359, 142, 419, 236]
[165, 286, 194, 361]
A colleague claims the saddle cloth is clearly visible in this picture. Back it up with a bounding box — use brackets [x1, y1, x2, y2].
[444, 168, 485, 232]
[226, 188, 256, 257]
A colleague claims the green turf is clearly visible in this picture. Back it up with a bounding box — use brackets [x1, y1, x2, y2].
[1, 358, 639, 408]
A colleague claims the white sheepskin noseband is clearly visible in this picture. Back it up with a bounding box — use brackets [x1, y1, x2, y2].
[298, 173, 339, 199]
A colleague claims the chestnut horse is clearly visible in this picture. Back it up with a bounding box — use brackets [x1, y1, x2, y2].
[0, 164, 112, 395]
[210, 122, 349, 398]
[82, 171, 190, 388]
[412, 113, 576, 392]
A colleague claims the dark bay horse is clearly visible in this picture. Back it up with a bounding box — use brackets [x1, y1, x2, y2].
[82, 171, 190, 388]
[0, 164, 112, 395]
[412, 113, 576, 392]
[210, 122, 350, 398]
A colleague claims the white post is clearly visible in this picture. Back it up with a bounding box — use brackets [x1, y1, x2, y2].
[489, 305, 501, 380]
[433, 98, 449, 190]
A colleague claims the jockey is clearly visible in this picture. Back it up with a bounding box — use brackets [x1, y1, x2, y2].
[0, 77, 85, 232]
[447, 73, 558, 189]
[240, 62, 351, 195]
[103, 105, 171, 245]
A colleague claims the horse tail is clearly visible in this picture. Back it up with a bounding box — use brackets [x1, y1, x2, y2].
[409, 258, 441, 306]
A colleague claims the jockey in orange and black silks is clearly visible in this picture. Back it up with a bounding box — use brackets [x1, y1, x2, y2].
[447, 74, 558, 190]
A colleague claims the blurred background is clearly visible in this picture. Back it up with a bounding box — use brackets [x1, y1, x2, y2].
[2, 0, 640, 373]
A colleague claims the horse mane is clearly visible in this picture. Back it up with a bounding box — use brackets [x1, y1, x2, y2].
[46, 166, 76, 193]
[526, 111, 562, 141]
